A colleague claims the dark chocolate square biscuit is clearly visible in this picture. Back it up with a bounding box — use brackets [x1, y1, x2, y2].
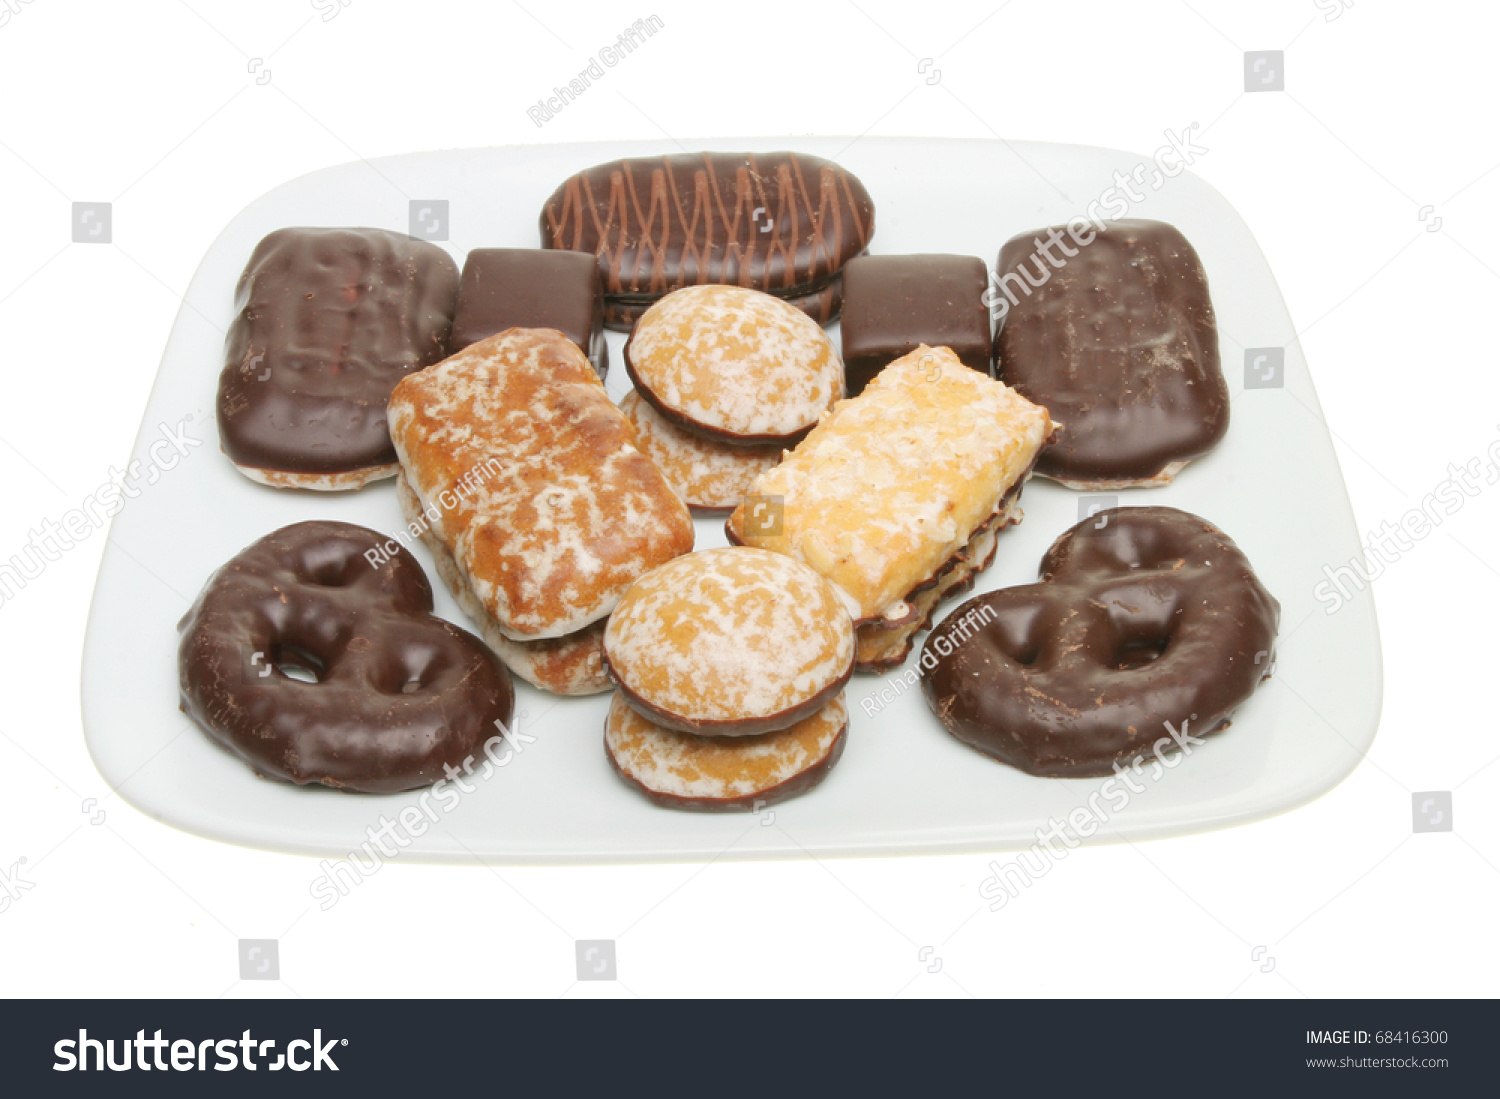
[992, 219, 1227, 488]
[839, 254, 991, 396]
[217, 227, 459, 487]
[450, 248, 607, 376]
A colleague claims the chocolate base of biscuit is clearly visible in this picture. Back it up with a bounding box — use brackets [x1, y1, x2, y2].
[232, 459, 399, 492]
[852, 448, 1045, 672]
[603, 650, 853, 738]
[1036, 459, 1190, 492]
[397, 473, 611, 696]
[854, 500, 1018, 673]
[609, 723, 846, 812]
[621, 344, 816, 449]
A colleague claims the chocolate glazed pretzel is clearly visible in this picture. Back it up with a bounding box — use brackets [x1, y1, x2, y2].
[920, 507, 1279, 777]
[178, 521, 514, 793]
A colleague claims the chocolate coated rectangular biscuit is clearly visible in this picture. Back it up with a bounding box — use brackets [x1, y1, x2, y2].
[218, 227, 458, 486]
[539, 151, 875, 329]
[993, 219, 1227, 488]
[449, 248, 607, 376]
[839, 254, 992, 396]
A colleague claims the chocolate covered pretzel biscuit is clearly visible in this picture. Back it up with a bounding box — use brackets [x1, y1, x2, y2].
[920, 507, 1279, 777]
[177, 521, 514, 793]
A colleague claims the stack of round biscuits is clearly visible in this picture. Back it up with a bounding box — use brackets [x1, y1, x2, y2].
[601, 547, 855, 811]
[621, 285, 844, 511]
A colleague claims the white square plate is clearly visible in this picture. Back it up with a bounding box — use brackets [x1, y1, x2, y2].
[81, 137, 1382, 864]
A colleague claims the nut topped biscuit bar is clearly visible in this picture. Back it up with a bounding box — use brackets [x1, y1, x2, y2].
[728, 345, 1054, 669]
[389, 327, 693, 642]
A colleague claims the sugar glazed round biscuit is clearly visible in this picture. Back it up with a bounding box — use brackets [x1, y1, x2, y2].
[619, 390, 783, 511]
[605, 692, 848, 811]
[602, 547, 855, 735]
[623, 285, 845, 444]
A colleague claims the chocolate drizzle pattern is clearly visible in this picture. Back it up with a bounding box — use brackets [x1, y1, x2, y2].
[540, 152, 874, 327]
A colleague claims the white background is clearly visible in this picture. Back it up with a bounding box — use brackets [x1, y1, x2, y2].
[1, 0, 1497, 998]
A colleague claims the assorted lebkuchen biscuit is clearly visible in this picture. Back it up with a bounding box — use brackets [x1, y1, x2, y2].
[387, 327, 694, 694]
[603, 547, 854, 735]
[600, 547, 855, 809]
[448, 247, 609, 376]
[729, 345, 1056, 671]
[218, 228, 460, 490]
[540, 151, 875, 329]
[993, 219, 1229, 488]
[394, 474, 612, 697]
[625, 284, 844, 445]
[605, 691, 848, 812]
[921, 507, 1279, 777]
[177, 521, 514, 793]
[189, 149, 1276, 809]
[619, 390, 782, 512]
